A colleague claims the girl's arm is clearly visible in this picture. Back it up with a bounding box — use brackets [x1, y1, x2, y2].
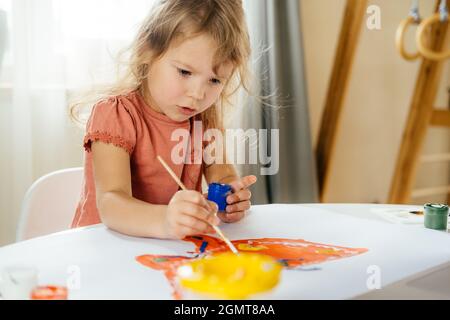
[92, 142, 218, 238]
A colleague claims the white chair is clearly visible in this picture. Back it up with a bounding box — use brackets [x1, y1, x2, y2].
[17, 167, 83, 242]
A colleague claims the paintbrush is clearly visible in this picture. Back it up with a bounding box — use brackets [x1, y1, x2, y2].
[157, 156, 239, 254]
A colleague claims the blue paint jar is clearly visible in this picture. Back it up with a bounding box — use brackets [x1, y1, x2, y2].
[207, 183, 232, 212]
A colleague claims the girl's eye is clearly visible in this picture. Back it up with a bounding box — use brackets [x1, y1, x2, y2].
[178, 68, 191, 77]
[177, 67, 221, 85]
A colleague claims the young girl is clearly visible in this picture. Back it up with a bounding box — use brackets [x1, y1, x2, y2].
[70, 0, 257, 239]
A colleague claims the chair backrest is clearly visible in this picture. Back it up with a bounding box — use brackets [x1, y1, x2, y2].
[17, 167, 83, 242]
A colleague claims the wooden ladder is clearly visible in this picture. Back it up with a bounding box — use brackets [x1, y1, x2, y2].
[317, 0, 449, 204]
[388, 0, 450, 204]
[316, 0, 368, 202]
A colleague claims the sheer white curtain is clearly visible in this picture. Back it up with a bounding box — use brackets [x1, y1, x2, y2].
[0, 0, 156, 245]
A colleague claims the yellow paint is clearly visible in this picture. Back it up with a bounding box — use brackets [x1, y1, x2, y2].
[237, 243, 268, 251]
[315, 248, 337, 255]
[177, 252, 282, 299]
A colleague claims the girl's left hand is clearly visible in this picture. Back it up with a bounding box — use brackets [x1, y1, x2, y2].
[219, 175, 257, 223]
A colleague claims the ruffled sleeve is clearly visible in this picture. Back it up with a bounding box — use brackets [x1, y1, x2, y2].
[83, 97, 137, 155]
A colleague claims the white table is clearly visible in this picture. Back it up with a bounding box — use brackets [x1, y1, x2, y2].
[1, 204, 449, 299]
[305, 204, 450, 299]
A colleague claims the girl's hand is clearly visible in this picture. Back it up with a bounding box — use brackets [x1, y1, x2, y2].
[219, 175, 257, 223]
[164, 190, 220, 239]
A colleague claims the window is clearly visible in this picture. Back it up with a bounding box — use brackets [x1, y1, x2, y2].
[0, 0, 156, 88]
[0, 0, 11, 85]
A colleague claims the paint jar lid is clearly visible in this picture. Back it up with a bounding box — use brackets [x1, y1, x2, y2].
[208, 183, 232, 194]
[424, 203, 449, 215]
[31, 286, 68, 300]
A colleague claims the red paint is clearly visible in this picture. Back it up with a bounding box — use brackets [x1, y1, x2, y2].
[31, 285, 68, 300]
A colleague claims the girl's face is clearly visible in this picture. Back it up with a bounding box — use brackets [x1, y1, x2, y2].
[144, 33, 234, 122]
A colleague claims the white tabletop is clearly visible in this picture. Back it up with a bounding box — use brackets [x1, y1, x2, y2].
[1, 203, 449, 299]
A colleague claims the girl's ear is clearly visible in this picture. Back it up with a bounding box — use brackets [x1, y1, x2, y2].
[139, 51, 157, 78]
[143, 52, 154, 67]
[138, 47, 156, 65]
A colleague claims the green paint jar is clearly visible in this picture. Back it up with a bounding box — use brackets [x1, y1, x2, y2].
[424, 203, 449, 231]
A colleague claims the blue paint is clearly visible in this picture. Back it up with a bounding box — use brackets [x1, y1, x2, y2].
[199, 241, 208, 254]
[294, 266, 322, 271]
[207, 183, 232, 212]
[277, 259, 289, 267]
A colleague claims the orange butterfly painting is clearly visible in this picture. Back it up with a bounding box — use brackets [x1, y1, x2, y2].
[136, 235, 368, 299]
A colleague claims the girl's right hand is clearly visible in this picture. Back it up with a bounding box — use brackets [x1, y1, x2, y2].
[164, 190, 220, 239]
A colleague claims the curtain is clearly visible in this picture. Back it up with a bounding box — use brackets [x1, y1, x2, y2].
[0, 0, 156, 246]
[240, 0, 318, 204]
